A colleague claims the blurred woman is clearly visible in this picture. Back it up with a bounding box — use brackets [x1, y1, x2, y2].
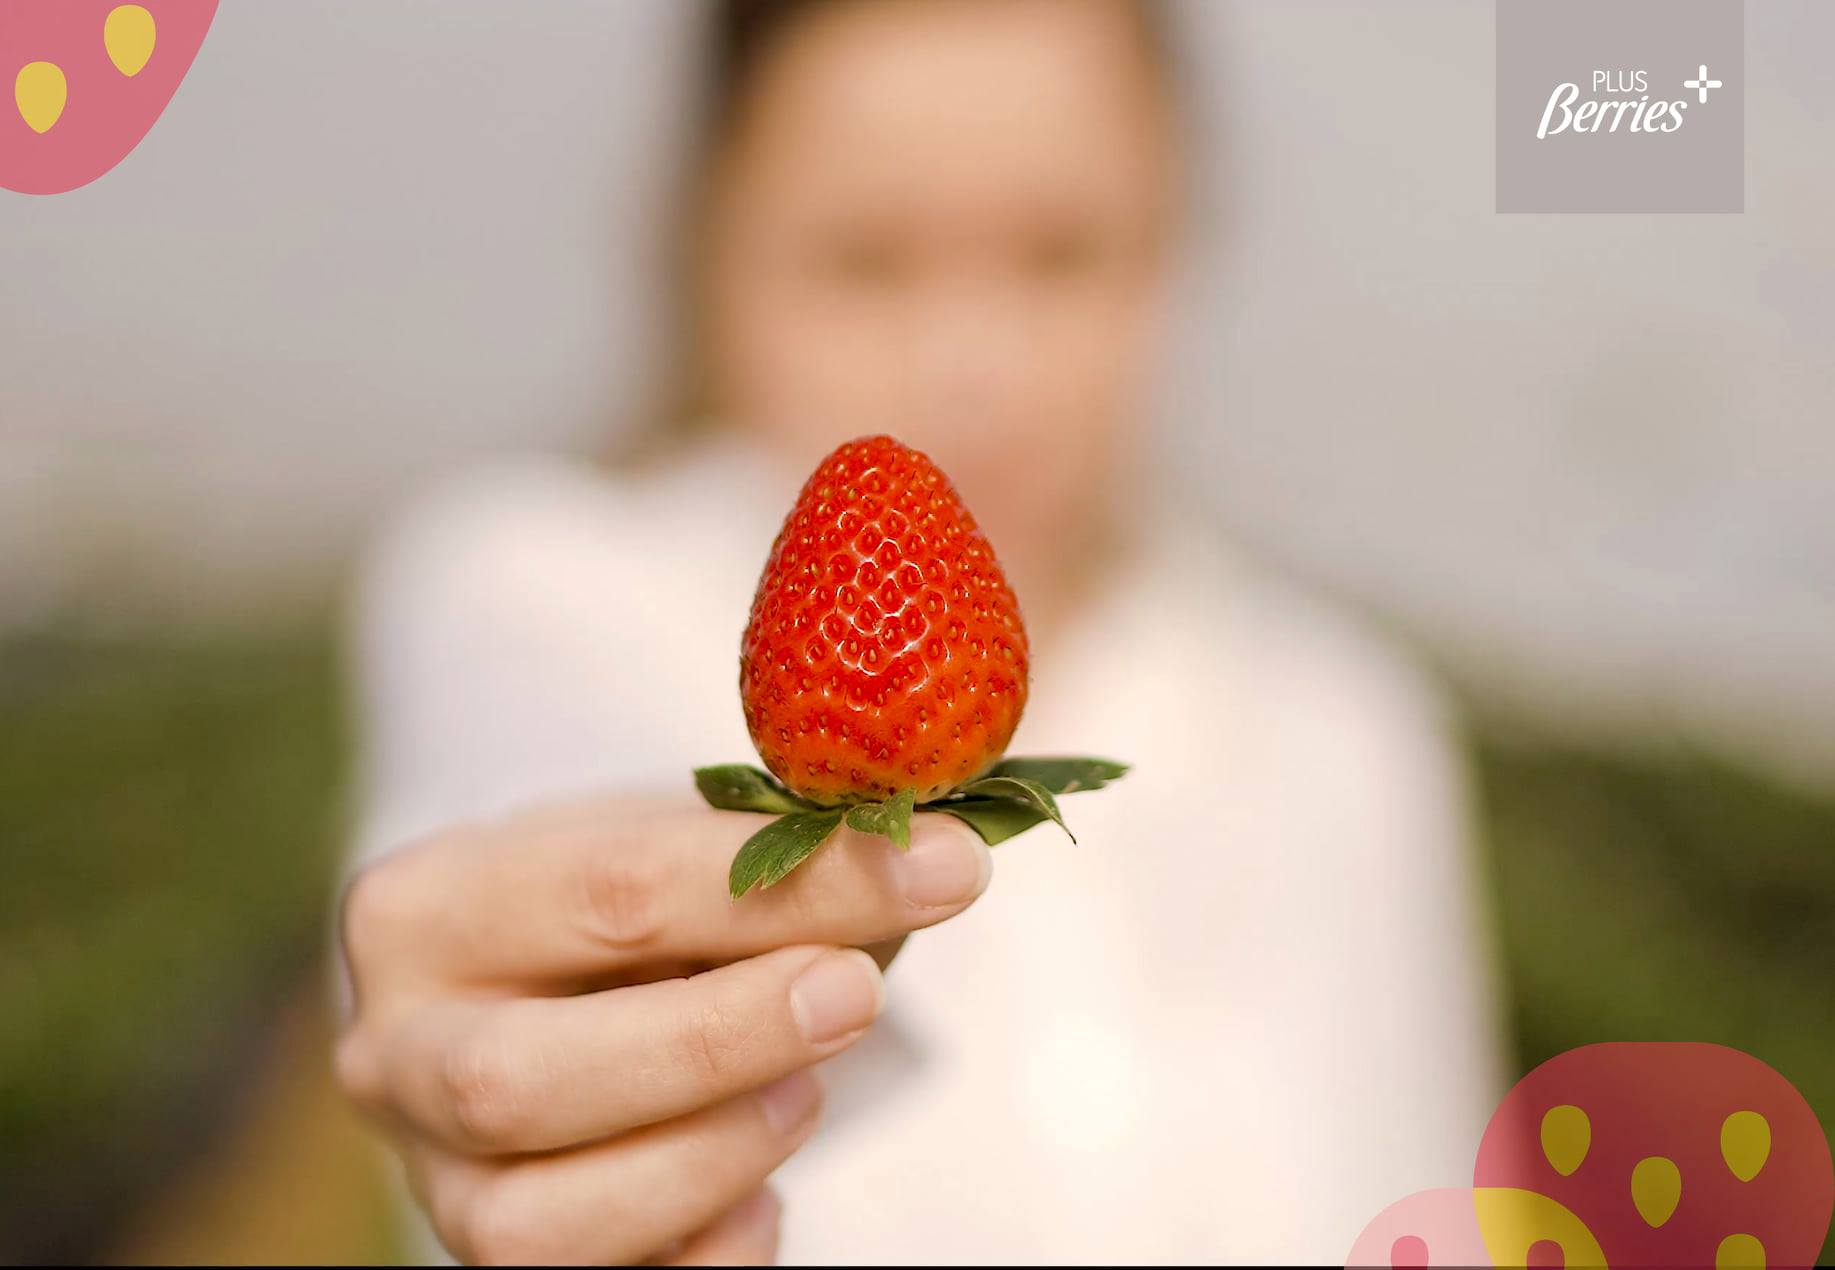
[338, 0, 1504, 1261]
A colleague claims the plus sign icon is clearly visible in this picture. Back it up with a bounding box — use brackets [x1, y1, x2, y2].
[1497, 0, 1744, 212]
[1685, 64, 1725, 103]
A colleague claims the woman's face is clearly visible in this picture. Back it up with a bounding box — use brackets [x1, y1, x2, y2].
[702, 0, 1177, 569]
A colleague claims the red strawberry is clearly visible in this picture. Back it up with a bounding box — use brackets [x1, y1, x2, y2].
[740, 434, 1029, 804]
[695, 434, 1125, 898]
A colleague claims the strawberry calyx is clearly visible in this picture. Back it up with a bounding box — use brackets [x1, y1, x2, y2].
[696, 757, 1129, 898]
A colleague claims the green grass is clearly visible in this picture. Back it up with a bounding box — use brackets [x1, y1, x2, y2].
[1472, 724, 1835, 1263]
[0, 628, 348, 1262]
[1, 624, 1831, 1259]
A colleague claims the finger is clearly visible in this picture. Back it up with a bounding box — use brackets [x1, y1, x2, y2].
[659, 1188, 781, 1266]
[418, 1071, 822, 1266]
[378, 945, 882, 1154]
[350, 798, 990, 989]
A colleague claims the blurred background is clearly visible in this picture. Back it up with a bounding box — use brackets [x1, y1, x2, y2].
[4, 0, 1832, 1262]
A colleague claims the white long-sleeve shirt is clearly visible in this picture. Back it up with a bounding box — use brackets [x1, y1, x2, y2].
[347, 437, 1506, 1264]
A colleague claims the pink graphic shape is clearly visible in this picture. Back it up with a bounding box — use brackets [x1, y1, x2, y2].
[2, 1, 218, 195]
[1345, 1187, 1493, 1268]
[1475, 1042, 1833, 1268]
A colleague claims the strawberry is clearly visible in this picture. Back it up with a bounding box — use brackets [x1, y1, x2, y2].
[741, 434, 1028, 804]
[695, 434, 1128, 897]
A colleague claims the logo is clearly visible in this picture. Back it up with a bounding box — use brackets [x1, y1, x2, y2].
[1534, 69, 1705, 140]
[1497, 0, 1743, 212]
[2, 1, 218, 196]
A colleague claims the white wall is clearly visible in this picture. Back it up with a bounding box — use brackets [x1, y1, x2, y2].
[1164, 0, 1835, 777]
[3, 1, 1831, 777]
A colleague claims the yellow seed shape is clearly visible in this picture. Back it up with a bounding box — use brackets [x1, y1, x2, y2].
[1721, 1110, 1771, 1182]
[1631, 1156, 1682, 1228]
[1716, 1232, 1765, 1269]
[106, 5, 158, 77]
[1540, 1104, 1591, 1177]
[16, 61, 68, 133]
[1473, 1186, 1608, 1270]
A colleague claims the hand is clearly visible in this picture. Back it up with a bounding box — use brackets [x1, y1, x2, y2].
[334, 797, 991, 1265]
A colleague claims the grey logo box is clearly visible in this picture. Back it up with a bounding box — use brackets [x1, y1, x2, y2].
[1497, 0, 1743, 213]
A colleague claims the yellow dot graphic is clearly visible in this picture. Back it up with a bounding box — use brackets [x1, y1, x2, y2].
[1716, 1232, 1766, 1269]
[15, 61, 68, 133]
[1631, 1156, 1682, 1228]
[105, 5, 158, 77]
[1540, 1104, 1592, 1177]
[1721, 1110, 1771, 1182]
[1473, 1186, 1608, 1270]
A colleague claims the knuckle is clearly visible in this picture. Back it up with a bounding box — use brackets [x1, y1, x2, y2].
[339, 858, 413, 967]
[577, 846, 670, 953]
[462, 1176, 548, 1267]
[340, 826, 479, 970]
[675, 991, 755, 1092]
[788, 869, 846, 930]
[332, 1029, 384, 1108]
[440, 1031, 531, 1150]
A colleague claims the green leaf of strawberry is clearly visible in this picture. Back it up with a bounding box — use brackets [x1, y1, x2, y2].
[704, 753, 1124, 886]
[695, 764, 820, 815]
[984, 756, 1129, 795]
[843, 788, 916, 850]
[951, 774, 1074, 842]
[933, 797, 1053, 845]
[728, 810, 846, 899]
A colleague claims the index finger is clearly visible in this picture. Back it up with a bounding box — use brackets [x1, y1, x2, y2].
[344, 797, 991, 992]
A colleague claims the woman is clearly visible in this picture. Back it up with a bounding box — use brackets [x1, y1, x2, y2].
[339, 0, 1504, 1261]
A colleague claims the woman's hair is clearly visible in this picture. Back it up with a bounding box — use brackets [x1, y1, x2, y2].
[611, 0, 1176, 465]
[709, 0, 1171, 133]
[706, 0, 842, 141]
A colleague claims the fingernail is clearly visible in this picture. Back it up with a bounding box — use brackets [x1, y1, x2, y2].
[756, 1068, 822, 1135]
[789, 948, 884, 1044]
[893, 817, 992, 908]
